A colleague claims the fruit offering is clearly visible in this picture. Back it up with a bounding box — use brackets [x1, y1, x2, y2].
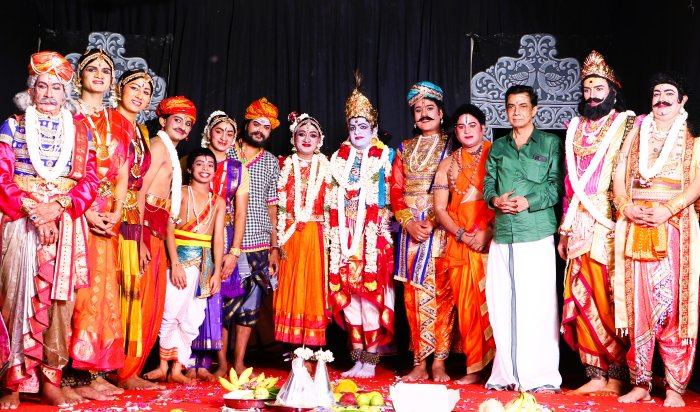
[218, 367, 280, 399]
[478, 390, 552, 412]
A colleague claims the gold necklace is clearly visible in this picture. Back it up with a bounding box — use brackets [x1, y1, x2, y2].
[572, 114, 615, 157]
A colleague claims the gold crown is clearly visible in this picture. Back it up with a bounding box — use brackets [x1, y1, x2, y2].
[345, 71, 378, 127]
[581, 50, 620, 88]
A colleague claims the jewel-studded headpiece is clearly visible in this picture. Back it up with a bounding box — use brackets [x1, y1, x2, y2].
[407, 81, 444, 107]
[288, 111, 325, 149]
[201, 110, 237, 148]
[345, 70, 378, 128]
[581, 50, 621, 88]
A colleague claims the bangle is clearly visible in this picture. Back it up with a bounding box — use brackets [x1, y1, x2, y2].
[455, 227, 466, 242]
[228, 246, 241, 257]
[395, 209, 415, 227]
[663, 194, 686, 216]
[270, 245, 280, 250]
[55, 195, 71, 210]
[613, 195, 632, 212]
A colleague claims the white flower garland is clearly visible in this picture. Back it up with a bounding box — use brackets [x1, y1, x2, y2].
[276, 153, 331, 247]
[294, 346, 314, 360]
[313, 349, 334, 363]
[638, 108, 688, 180]
[24, 105, 75, 182]
[328, 142, 392, 275]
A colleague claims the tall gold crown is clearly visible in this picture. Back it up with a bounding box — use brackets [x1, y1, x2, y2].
[581, 50, 621, 88]
[345, 70, 378, 127]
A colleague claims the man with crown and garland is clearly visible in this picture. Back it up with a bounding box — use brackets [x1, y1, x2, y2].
[614, 72, 700, 408]
[558, 51, 635, 396]
[223, 97, 281, 375]
[139, 95, 197, 383]
[391, 81, 454, 382]
[0, 51, 98, 408]
[328, 73, 395, 379]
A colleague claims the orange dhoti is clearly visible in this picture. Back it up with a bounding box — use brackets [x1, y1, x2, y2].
[562, 253, 628, 379]
[117, 195, 169, 382]
[273, 221, 328, 346]
[71, 196, 125, 371]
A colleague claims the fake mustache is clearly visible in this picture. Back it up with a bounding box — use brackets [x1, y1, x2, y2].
[418, 116, 434, 122]
[585, 97, 604, 104]
[653, 100, 673, 108]
[175, 128, 186, 135]
[250, 131, 263, 138]
[37, 97, 59, 105]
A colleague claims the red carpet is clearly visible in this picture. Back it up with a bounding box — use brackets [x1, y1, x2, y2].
[8, 365, 700, 411]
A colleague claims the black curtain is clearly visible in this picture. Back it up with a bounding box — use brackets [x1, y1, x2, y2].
[2, 0, 699, 157]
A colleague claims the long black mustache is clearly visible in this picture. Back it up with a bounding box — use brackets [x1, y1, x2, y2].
[418, 116, 434, 122]
[653, 100, 673, 108]
[578, 91, 616, 121]
[243, 132, 267, 148]
[585, 97, 604, 104]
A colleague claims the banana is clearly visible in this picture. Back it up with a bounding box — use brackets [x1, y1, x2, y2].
[238, 367, 254, 385]
[261, 377, 279, 388]
[503, 391, 525, 412]
[229, 368, 239, 386]
[254, 372, 266, 385]
[219, 376, 240, 392]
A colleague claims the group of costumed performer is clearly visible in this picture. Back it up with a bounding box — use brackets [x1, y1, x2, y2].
[273, 112, 332, 348]
[328, 73, 395, 379]
[0, 51, 98, 407]
[391, 81, 454, 382]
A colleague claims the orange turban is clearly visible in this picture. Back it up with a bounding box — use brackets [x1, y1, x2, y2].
[156, 96, 197, 124]
[244, 97, 280, 129]
[28, 51, 74, 83]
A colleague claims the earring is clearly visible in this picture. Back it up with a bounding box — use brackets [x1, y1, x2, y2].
[314, 148, 320, 154]
[440, 118, 444, 125]
[73, 78, 82, 96]
[413, 123, 417, 129]
[108, 84, 118, 108]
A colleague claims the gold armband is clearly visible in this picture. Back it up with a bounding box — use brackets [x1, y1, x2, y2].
[663, 194, 686, 216]
[228, 246, 241, 257]
[395, 208, 415, 227]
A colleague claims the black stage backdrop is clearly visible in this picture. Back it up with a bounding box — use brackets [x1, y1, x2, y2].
[3, 0, 700, 385]
[2, 0, 700, 156]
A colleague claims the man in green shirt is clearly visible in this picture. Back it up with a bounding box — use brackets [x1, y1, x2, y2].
[482, 85, 564, 392]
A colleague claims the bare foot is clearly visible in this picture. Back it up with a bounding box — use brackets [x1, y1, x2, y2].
[664, 389, 685, 407]
[143, 364, 169, 382]
[74, 385, 114, 401]
[212, 366, 228, 378]
[590, 378, 625, 397]
[454, 372, 480, 385]
[355, 363, 376, 378]
[185, 368, 196, 380]
[168, 362, 192, 384]
[431, 360, 450, 383]
[341, 361, 364, 378]
[90, 376, 124, 396]
[402, 363, 429, 382]
[618, 386, 651, 403]
[119, 376, 165, 390]
[61, 386, 87, 404]
[567, 377, 607, 396]
[196, 368, 216, 382]
[41, 383, 76, 406]
[0, 391, 19, 409]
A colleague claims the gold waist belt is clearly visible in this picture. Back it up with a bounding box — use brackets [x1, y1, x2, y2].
[124, 189, 138, 210]
[14, 176, 76, 200]
[146, 193, 171, 210]
[97, 180, 115, 198]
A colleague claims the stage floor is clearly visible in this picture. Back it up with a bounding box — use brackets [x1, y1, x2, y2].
[10, 363, 700, 411]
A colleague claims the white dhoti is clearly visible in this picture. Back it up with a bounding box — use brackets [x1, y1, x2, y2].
[159, 266, 207, 366]
[485, 235, 562, 391]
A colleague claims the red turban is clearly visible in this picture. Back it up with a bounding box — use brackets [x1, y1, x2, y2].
[28, 51, 74, 83]
[244, 97, 280, 129]
[156, 96, 197, 124]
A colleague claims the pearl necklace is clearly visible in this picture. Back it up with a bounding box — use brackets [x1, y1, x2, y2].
[638, 109, 687, 181]
[408, 133, 440, 173]
[24, 106, 75, 182]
